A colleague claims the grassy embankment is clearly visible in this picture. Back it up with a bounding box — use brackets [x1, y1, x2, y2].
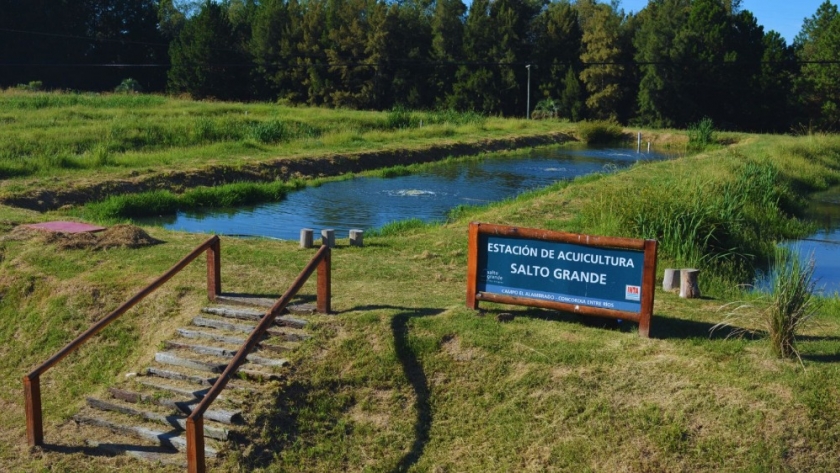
[2, 94, 840, 471]
[0, 90, 580, 198]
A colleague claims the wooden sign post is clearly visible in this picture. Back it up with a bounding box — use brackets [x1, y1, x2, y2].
[466, 222, 658, 337]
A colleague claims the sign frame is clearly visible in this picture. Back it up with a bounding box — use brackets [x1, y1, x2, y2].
[466, 222, 658, 337]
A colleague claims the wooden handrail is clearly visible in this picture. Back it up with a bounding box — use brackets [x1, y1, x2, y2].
[185, 245, 331, 473]
[24, 235, 222, 447]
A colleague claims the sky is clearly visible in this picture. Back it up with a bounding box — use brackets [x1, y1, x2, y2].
[617, 0, 835, 45]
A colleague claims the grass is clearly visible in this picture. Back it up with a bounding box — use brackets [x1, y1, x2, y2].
[0, 89, 570, 198]
[2, 111, 840, 471]
[77, 180, 307, 221]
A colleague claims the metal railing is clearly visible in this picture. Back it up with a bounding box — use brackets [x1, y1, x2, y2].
[185, 244, 331, 473]
[24, 235, 222, 448]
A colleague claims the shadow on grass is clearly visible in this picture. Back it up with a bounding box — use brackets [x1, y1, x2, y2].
[478, 306, 729, 339]
[800, 353, 840, 363]
[390, 307, 443, 472]
[348, 304, 443, 472]
[483, 305, 764, 341]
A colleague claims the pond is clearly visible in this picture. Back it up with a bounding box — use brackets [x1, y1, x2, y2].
[138, 147, 668, 240]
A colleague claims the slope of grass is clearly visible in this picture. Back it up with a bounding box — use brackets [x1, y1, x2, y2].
[1, 133, 839, 472]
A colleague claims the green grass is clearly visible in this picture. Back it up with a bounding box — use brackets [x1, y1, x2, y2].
[77, 180, 307, 221]
[2, 119, 840, 471]
[0, 89, 570, 197]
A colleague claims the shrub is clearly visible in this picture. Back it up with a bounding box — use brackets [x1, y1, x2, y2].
[250, 120, 287, 143]
[114, 78, 143, 94]
[576, 120, 624, 144]
[531, 99, 558, 120]
[383, 106, 417, 129]
[688, 117, 715, 149]
[15, 81, 43, 91]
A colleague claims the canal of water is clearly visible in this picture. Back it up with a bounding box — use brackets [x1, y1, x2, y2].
[137, 146, 839, 295]
[139, 147, 666, 240]
[785, 187, 840, 296]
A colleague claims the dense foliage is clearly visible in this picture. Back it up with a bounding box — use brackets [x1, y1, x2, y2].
[2, 0, 840, 131]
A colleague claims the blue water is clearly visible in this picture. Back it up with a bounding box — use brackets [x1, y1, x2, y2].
[139, 147, 666, 240]
[787, 188, 840, 296]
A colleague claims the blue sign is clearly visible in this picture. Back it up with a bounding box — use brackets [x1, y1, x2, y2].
[477, 233, 646, 312]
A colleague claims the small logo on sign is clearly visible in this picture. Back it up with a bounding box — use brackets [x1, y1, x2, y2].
[625, 285, 641, 301]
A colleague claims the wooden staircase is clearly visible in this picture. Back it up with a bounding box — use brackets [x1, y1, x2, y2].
[72, 296, 315, 468]
[25, 237, 332, 472]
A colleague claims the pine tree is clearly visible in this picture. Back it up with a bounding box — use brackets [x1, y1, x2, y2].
[795, 0, 840, 130]
[578, 1, 628, 121]
[559, 66, 584, 121]
[168, 0, 248, 100]
[531, 1, 583, 110]
[430, 0, 467, 107]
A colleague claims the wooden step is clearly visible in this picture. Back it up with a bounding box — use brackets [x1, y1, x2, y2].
[135, 377, 208, 401]
[109, 388, 242, 425]
[74, 415, 218, 457]
[163, 340, 238, 358]
[162, 341, 290, 369]
[177, 328, 247, 346]
[154, 352, 226, 374]
[215, 294, 318, 315]
[215, 294, 276, 308]
[143, 367, 257, 396]
[145, 367, 217, 386]
[201, 306, 308, 328]
[177, 328, 295, 353]
[86, 397, 229, 440]
[84, 439, 186, 468]
[153, 351, 284, 381]
[192, 316, 310, 341]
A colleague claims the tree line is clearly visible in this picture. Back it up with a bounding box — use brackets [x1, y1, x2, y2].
[2, 0, 840, 132]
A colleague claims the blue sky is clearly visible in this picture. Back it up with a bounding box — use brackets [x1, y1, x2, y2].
[618, 0, 834, 44]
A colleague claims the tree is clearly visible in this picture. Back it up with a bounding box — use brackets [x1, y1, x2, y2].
[324, 0, 389, 108]
[559, 66, 585, 121]
[795, 0, 840, 130]
[531, 0, 583, 112]
[385, 0, 433, 109]
[430, 0, 467, 107]
[168, 0, 249, 100]
[448, 0, 539, 115]
[578, 1, 629, 121]
[753, 30, 795, 132]
[250, 0, 305, 101]
[448, 0, 497, 112]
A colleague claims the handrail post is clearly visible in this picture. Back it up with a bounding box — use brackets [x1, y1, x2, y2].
[317, 246, 331, 314]
[186, 416, 205, 473]
[206, 237, 221, 302]
[24, 375, 43, 446]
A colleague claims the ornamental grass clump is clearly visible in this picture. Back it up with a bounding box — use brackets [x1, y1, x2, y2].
[712, 247, 821, 360]
[764, 247, 821, 358]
